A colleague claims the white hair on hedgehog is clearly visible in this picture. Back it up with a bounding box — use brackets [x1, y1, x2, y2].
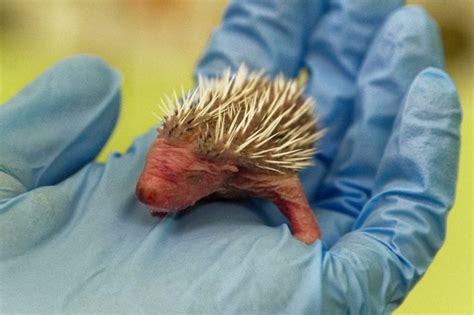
[137, 64, 324, 245]
[155, 64, 325, 174]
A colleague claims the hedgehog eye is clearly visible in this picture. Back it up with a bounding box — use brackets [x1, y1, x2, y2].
[187, 171, 204, 183]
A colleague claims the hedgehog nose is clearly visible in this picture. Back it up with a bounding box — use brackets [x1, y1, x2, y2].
[135, 180, 157, 206]
[135, 176, 177, 209]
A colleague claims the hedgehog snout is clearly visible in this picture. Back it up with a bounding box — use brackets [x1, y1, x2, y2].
[136, 176, 191, 212]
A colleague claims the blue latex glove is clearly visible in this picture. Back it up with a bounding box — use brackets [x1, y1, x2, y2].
[0, 0, 461, 313]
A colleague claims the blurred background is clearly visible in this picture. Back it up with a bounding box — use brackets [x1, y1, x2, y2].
[0, 1, 472, 313]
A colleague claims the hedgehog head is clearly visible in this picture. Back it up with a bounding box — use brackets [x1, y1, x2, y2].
[136, 136, 238, 214]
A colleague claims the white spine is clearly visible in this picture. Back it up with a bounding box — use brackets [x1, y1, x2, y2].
[156, 64, 323, 173]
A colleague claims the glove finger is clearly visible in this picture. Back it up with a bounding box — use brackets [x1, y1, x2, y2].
[195, 0, 325, 78]
[302, 0, 403, 182]
[0, 127, 157, 260]
[0, 185, 73, 259]
[356, 67, 461, 274]
[315, 7, 444, 224]
[322, 68, 461, 314]
[0, 55, 121, 194]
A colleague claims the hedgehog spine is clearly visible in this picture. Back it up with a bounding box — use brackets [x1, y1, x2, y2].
[155, 64, 325, 174]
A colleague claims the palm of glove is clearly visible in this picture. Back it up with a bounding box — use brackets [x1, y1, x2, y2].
[0, 1, 461, 314]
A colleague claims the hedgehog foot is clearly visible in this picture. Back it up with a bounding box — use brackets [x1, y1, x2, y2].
[277, 204, 320, 245]
[269, 178, 321, 245]
[228, 172, 321, 245]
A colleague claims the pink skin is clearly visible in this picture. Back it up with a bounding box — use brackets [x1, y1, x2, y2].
[226, 171, 321, 244]
[136, 137, 321, 244]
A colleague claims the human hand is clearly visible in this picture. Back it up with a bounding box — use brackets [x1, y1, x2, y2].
[0, 1, 461, 314]
[197, 1, 461, 312]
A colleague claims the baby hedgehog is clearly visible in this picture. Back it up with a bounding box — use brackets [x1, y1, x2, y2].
[136, 65, 324, 244]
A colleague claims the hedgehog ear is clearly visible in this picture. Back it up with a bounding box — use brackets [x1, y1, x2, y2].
[221, 163, 238, 173]
[190, 162, 238, 173]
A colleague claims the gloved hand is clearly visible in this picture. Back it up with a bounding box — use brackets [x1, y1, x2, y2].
[0, 0, 461, 313]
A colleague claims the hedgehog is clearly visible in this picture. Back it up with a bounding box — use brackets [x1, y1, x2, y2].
[136, 65, 325, 244]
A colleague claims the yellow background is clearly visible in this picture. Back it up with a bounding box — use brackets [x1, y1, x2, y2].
[0, 1, 472, 313]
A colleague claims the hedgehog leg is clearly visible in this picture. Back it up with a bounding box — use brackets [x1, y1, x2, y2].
[228, 172, 320, 244]
[269, 177, 321, 245]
